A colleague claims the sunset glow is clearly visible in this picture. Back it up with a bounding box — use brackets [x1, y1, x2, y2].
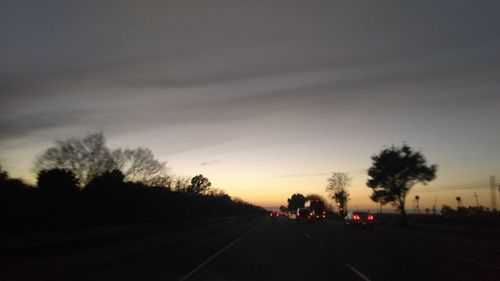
[1, 0, 499, 211]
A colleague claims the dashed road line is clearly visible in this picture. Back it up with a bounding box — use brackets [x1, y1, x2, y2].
[178, 222, 261, 281]
[345, 263, 372, 281]
[319, 243, 327, 251]
[449, 255, 500, 271]
[304, 234, 312, 239]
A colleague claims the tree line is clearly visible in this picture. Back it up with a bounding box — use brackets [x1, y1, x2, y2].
[0, 133, 264, 234]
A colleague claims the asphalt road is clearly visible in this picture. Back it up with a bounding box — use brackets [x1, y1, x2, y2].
[1, 216, 499, 281]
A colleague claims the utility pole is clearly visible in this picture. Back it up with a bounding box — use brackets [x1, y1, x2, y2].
[431, 196, 437, 215]
[498, 184, 500, 211]
[490, 176, 497, 211]
[415, 195, 420, 214]
[473, 192, 479, 207]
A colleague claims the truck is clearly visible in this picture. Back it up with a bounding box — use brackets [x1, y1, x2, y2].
[308, 199, 326, 221]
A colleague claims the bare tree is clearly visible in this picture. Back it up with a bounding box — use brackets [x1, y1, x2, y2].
[34, 133, 168, 187]
[34, 133, 115, 186]
[326, 172, 351, 215]
[144, 174, 173, 189]
[172, 176, 191, 192]
[111, 148, 168, 185]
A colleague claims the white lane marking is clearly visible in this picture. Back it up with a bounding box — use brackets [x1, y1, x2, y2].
[319, 243, 327, 251]
[304, 234, 312, 239]
[345, 264, 372, 281]
[449, 255, 500, 271]
[178, 222, 261, 281]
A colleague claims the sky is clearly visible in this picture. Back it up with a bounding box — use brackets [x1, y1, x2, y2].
[1, 0, 500, 211]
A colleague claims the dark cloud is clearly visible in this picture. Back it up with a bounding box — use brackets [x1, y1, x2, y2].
[1, 0, 499, 187]
[200, 160, 219, 167]
[1, 53, 498, 146]
[0, 111, 83, 140]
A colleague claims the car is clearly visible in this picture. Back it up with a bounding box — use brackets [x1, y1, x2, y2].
[313, 210, 327, 221]
[344, 211, 374, 228]
[269, 211, 279, 219]
[296, 208, 313, 224]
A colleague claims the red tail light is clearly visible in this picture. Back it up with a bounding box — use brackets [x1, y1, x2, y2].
[368, 215, 374, 220]
[353, 215, 360, 220]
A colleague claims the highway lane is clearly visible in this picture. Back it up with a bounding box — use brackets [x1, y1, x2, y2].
[186, 217, 500, 281]
[185, 216, 355, 281]
[1, 215, 499, 281]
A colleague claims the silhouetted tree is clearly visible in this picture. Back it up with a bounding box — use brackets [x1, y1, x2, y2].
[186, 174, 211, 195]
[37, 169, 79, 194]
[0, 166, 32, 192]
[34, 133, 169, 187]
[367, 144, 437, 225]
[326, 172, 351, 215]
[85, 169, 125, 192]
[172, 176, 191, 192]
[2, 158, 269, 233]
[0, 166, 38, 233]
[0, 166, 7, 182]
[456, 196, 462, 208]
[82, 170, 137, 225]
[206, 188, 227, 196]
[36, 169, 80, 226]
[34, 133, 115, 186]
[145, 175, 173, 189]
[279, 205, 288, 212]
[441, 205, 455, 217]
[287, 193, 306, 212]
[0, 165, 33, 193]
[111, 147, 168, 185]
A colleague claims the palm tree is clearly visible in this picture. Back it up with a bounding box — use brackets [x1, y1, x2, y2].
[456, 196, 461, 209]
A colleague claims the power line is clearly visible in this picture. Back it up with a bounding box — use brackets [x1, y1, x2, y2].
[450, 184, 490, 190]
[439, 181, 488, 188]
[429, 181, 489, 191]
